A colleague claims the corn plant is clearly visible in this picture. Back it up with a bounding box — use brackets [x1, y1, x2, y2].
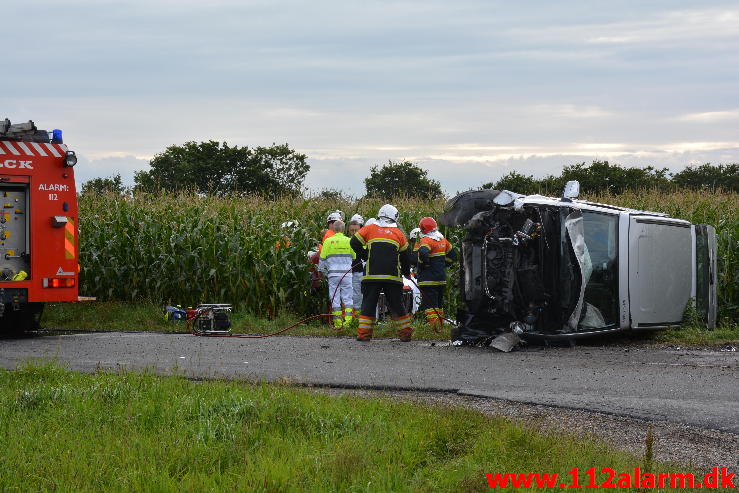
[78, 190, 737, 323]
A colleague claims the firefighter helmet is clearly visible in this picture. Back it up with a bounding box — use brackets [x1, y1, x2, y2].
[377, 204, 399, 223]
[419, 217, 437, 234]
[365, 217, 378, 226]
[349, 214, 365, 226]
[409, 228, 421, 240]
[326, 210, 344, 223]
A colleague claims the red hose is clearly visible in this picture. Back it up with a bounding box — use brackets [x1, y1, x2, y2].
[193, 265, 455, 339]
[405, 276, 455, 334]
[193, 264, 357, 338]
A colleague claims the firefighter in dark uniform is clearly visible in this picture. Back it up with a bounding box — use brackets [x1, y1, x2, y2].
[414, 217, 457, 332]
[350, 204, 413, 342]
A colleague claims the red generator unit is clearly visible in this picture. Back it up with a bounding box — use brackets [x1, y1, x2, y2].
[0, 119, 80, 331]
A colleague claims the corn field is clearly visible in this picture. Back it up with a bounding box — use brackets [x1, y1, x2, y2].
[78, 190, 738, 324]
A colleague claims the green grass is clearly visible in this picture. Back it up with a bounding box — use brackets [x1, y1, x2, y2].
[41, 301, 451, 340]
[0, 363, 684, 492]
[42, 301, 739, 345]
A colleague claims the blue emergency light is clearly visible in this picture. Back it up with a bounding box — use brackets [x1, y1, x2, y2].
[51, 129, 63, 144]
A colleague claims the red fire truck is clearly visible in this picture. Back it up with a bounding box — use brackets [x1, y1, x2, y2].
[0, 119, 79, 331]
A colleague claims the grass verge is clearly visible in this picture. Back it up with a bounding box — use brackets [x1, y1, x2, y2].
[41, 301, 450, 340]
[1, 363, 684, 492]
[42, 301, 739, 346]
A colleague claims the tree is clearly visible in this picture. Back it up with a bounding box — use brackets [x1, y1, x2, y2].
[364, 160, 442, 199]
[559, 161, 671, 194]
[315, 189, 351, 202]
[482, 171, 539, 194]
[481, 161, 674, 196]
[672, 163, 738, 192]
[133, 141, 309, 196]
[81, 174, 125, 195]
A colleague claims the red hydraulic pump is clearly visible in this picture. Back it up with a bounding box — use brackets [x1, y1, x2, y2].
[0, 119, 81, 330]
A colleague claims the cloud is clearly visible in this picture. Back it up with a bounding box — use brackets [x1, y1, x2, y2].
[511, 7, 739, 46]
[303, 143, 739, 197]
[74, 154, 150, 190]
[2, 1, 738, 200]
[677, 110, 739, 122]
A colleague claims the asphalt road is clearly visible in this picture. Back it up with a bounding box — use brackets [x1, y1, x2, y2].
[1, 332, 737, 433]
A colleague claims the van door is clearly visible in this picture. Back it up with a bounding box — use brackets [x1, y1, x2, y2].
[694, 224, 718, 329]
[628, 217, 692, 327]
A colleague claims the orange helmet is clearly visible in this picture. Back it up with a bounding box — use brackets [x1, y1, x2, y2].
[419, 217, 437, 234]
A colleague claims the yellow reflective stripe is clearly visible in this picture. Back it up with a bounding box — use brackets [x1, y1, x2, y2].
[364, 274, 402, 282]
[419, 280, 446, 286]
[65, 217, 75, 260]
[368, 238, 399, 248]
[429, 252, 445, 257]
[418, 244, 431, 251]
[399, 242, 408, 252]
[353, 232, 367, 245]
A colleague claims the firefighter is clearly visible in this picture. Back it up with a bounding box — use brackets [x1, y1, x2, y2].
[414, 217, 456, 332]
[350, 204, 413, 342]
[318, 220, 356, 328]
[275, 220, 298, 250]
[408, 227, 422, 268]
[323, 210, 344, 243]
[347, 214, 365, 316]
[311, 210, 345, 270]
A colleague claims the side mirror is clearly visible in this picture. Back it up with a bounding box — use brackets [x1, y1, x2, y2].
[563, 180, 580, 200]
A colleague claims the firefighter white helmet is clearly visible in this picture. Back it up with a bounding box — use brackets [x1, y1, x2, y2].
[365, 217, 378, 226]
[349, 214, 365, 226]
[377, 204, 399, 223]
[326, 210, 344, 223]
[409, 227, 421, 240]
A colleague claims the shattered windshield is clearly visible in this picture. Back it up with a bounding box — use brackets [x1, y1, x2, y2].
[580, 211, 619, 329]
[560, 210, 620, 330]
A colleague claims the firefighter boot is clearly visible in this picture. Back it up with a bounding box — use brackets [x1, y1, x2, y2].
[395, 314, 413, 342]
[425, 308, 440, 332]
[332, 310, 343, 329]
[344, 307, 354, 326]
[357, 315, 375, 341]
[432, 308, 444, 333]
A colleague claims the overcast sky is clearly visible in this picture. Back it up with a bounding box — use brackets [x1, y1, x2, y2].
[3, 1, 738, 195]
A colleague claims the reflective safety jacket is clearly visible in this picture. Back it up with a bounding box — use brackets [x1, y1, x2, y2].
[350, 224, 410, 284]
[319, 232, 356, 278]
[414, 235, 456, 286]
[316, 229, 335, 256]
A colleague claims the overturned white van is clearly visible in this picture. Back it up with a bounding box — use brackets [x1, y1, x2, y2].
[441, 182, 718, 343]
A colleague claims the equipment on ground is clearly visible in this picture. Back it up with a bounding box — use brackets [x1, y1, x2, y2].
[164, 305, 187, 321]
[191, 304, 232, 335]
[0, 118, 81, 332]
